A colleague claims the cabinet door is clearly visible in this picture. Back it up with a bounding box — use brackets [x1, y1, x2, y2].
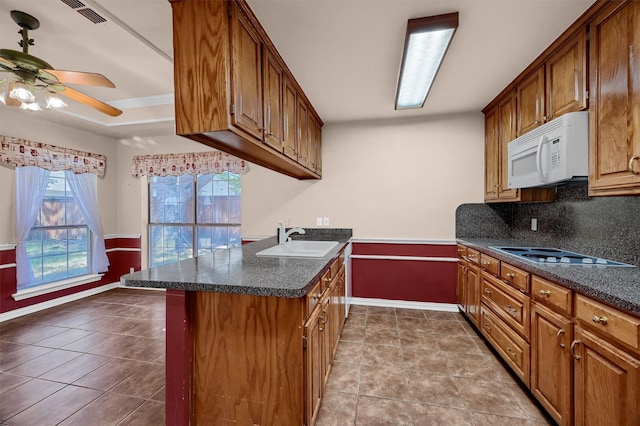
[230, 4, 263, 141]
[283, 77, 297, 160]
[498, 92, 520, 200]
[297, 99, 309, 167]
[531, 302, 573, 426]
[304, 307, 323, 426]
[546, 28, 588, 120]
[517, 67, 545, 136]
[484, 105, 500, 201]
[308, 113, 318, 172]
[589, 1, 640, 195]
[262, 46, 283, 152]
[573, 326, 640, 426]
[456, 261, 467, 311]
[465, 263, 480, 327]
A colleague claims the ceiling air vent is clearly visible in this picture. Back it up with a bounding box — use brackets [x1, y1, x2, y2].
[60, 0, 85, 9]
[76, 8, 107, 24]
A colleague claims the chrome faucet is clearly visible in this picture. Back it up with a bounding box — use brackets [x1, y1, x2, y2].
[278, 222, 305, 245]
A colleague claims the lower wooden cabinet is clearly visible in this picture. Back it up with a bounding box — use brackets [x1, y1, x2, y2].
[531, 302, 573, 426]
[573, 326, 640, 426]
[465, 262, 481, 326]
[304, 298, 324, 426]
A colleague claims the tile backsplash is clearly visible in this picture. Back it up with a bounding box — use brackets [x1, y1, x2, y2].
[456, 184, 640, 266]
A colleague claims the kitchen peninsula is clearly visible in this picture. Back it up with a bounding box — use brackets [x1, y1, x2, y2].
[121, 229, 352, 425]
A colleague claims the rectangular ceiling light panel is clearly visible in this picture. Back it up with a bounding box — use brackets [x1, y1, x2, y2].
[395, 12, 458, 110]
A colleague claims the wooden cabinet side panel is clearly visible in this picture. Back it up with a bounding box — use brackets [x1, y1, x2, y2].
[574, 327, 640, 426]
[546, 28, 588, 120]
[172, 1, 230, 135]
[589, 2, 640, 193]
[304, 305, 323, 426]
[192, 292, 304, 425]
[531, 303, 573, 426]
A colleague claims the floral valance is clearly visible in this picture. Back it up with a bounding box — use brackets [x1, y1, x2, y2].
[131, 150, 247, 178]
[0, 135, 106, 177]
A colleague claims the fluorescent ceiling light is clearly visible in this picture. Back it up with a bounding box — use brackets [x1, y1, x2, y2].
[395, 12, 458, 110]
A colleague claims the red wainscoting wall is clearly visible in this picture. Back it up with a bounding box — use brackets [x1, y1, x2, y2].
[0, 235, 141, 314]
[351, 241, 457, 304]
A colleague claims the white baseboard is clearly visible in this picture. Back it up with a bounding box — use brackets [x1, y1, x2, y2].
[349, 297, 458, 312]
[0, 282, 120, 322]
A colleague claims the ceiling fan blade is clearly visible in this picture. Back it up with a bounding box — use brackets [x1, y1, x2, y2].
[41, 69, 116, 88]
[59, 86, 122, 117]
[0, 56, 17, 70]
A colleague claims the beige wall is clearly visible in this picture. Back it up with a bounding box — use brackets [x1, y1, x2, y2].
[0, 109, 118, 245]
[0, 110, 484, 247]
[242, 112, 485, 240]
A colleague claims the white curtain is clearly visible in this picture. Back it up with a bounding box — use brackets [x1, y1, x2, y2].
[65, 171, 109, 273]
[16, 166, 50, 286]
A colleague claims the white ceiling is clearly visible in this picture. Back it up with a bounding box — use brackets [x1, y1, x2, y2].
[0, 0, 594, 140]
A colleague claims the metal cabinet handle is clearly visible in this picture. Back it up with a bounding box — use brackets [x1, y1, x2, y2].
[629, 156, 640, 174]
[592, 315, 608, 325]
[323, 277, 332, 283]
[556, 329, 566, 348]
[570, 340, 581, 360]
[506, 347, 517, 359]
[505, 273, 516, 279]
[312, 293, 322, 300]
[505, 305, 517, 317]
[539, 289, 551, 297]
[483, 288, 492, 295]
[482, 261, 491, 265]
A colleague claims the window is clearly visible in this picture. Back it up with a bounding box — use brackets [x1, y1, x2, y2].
[148, 172, 241, 267]
[23, 170, 90, 289]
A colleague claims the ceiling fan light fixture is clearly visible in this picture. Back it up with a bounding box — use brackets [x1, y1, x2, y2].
[0, 79, 8, 105]
[45, 93, 67, 109]
[395, 12, 459, 110]
[9, 81, 36, 104]
[20, 101, 42, 112]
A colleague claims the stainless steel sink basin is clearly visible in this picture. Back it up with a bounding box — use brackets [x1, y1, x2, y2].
[256, 241, 339, 258]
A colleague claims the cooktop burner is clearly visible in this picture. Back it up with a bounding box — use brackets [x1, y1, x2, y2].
[489, 246, 634, 267]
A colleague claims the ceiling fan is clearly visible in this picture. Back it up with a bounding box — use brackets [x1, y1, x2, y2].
[0, 10, 122, 116]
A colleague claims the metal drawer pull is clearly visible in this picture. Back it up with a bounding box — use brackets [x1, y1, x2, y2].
[483, 324, 492, 332]
[506, 347, 517, 359]
[505, 273, 516, 279]
[592, 315, 608, 325]
[505, 305, 517, 316]
[323, 277, 332, 283]
[482, 260, 491, 265]
[570, 340, 581, 360]
[556, 329, 565, 348]
[483, 288, 492, 295]
[539, 289, 551, 297]
[312, 293, 322, 300]
[629, 156, 640, 174]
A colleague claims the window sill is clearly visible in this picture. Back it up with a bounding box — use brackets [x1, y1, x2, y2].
[12, 273, 104, 301]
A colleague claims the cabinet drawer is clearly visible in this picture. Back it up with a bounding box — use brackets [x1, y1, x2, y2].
[575, 294, 640, 352]
[319, 269, 332, 293]
[481, 272, 530, 340]
[457, 245, 468, 259]
[480, 253, 500, 277]
[467, 248, 480, 265]
[306, 281, 323, 317]
[481, 305, 530, 387]
[532, 276, 572, 315]
[501, 262, 530, 293]
[329, 256, 343, 281]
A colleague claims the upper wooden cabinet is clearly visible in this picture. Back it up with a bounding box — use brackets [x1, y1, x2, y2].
[588, 0, 640, 195]
[171, 0, 323, 180]
[517, 67, 545, 136]
[484, 91, 555, 203]
[517, 28, 587, 137]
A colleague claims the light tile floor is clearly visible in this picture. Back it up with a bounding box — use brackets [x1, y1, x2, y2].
[316, 305, 554, 426]
[0, 290, 554, 425]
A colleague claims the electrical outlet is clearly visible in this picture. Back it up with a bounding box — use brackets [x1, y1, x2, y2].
[531, 218, 538, 231]
[316, 217, 323, 226]
[323, 217, 330, 226]
[129, 267, 135, 273]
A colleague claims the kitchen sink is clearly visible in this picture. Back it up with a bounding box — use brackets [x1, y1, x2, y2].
[256, 240, 339, 258]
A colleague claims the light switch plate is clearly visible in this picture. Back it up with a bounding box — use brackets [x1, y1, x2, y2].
[316, 217, 323, 226]
[323, 217, 330, 226]
[531, 218, 538, 231]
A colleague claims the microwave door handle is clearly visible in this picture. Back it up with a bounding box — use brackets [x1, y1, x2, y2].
[536, 135, 549, 182]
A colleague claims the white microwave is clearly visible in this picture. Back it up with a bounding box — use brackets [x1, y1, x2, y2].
[507, 111, 588, 189]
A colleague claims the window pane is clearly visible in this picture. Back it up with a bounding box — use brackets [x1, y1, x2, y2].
[41, 200, 65, 226]
[42, 253, 70, 284]
[25, 229, 44, 258]
[149, 225, 193, 267]
[229, 226, 242, 247]
[43, 229, 68, 256]
[65, 200, 85, 225]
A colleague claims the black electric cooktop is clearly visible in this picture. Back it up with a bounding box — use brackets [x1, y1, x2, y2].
[490, 246, 634, 267]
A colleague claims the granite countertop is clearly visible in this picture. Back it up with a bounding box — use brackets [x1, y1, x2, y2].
[121, 229, 352, 298]
[458, 238, 640, 317]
